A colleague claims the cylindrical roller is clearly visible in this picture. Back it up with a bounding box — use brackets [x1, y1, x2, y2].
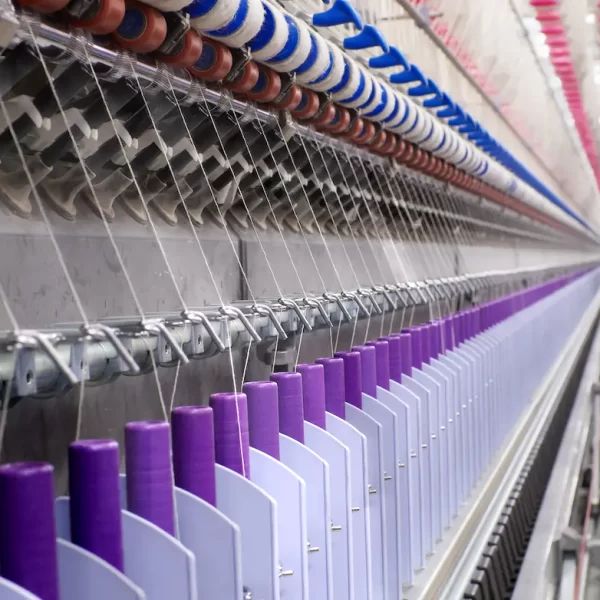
[209, 392, 250, 478]
[295, 364, 327, 430]
[403, 329, 421, 370]
[242, 381, 281, 460]
[310, 103, 336, 128]
[224, 60, 260, 94]
[246, 66, 282, 103]
[0, 462, 59, 600]
[271, 372, 305, 442]
[430, 322, 441, 360]
[69, 439, 124, 571]
[315, 357, 345, 419]
[113, 1, 167, 53]
[70, 0, 126, 35]
[419, 324, 431, 366]
[399, 332, 412, 377]
[334, 351, 362, 409]
[160, 29, 203, 68]
[291, 89, 320, 120]
[381, 335, 402, 383]
[172, 406, 216, 506]
[271, 83, 302, 111]
[125, 420, 175, 536]
[352, 345, 377, 397]
[367, 340, 390, 390]
[188, 38, 233, 82]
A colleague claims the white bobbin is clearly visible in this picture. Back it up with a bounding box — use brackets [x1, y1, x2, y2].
[252, 3, 290, 62]
[268, 18, 312, 74]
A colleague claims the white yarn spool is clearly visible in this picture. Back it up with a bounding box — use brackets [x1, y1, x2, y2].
[403, 106, 429, 142]
[211, 0, 265, 48]
[343, 66, 374, 109]
[434, 129, 457, 160]
[190, 0, 240, 33]
[251, 3, 289, 61]
[310, 43, 345, 92]
[411, 111, 434, 144]
[268, 18, 312, 74]
[366, 83, 396, 123]
[390, 97, 418, 135]
[296, 33, 331, 85]
[420, 118, 444, 152]
[331, 59, 359, 103]
[386, 93, 408, 129]
[360, 80, 382, 115]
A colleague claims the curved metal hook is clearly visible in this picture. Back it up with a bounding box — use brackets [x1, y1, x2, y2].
[357, 289, 383, 315]
[84, 322, 141, 374]
[303, 297, 333, 328]
[251, 304, 288, 340]
[220, 306, 262, 343]
[372, 285, 397, 311]
[322, 292, 352, 322]
[17, 330, 79, 386]
[278, 298, 312, 332]
[182, 310, 226, 353]
[342, 291, 369, 317]
[142, 320, 190, 365]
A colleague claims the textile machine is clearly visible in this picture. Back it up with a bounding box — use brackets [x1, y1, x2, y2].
[0, 0, 600, 597]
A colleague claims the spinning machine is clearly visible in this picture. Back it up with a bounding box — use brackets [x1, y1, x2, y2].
[0, 0, 599, 597]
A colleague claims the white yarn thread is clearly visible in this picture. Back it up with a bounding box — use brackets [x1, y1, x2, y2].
[359, 79, 382, 115]
[339, 65, 373, 109]
[310, 42, 345, 92]
[331, 59, 360, 104]
[252, 3, 289, 61]
[190, 0, 240, 33]
[403, 108, 429, 142]
[412, 114, 435, 145]
[390, 98, 418, 135]
[268, 17, 312, 73]
[420, 119, 445, 152]
[386, 94, 408, 129]
[367, 84, 397, 123]
[296, 33, 330, 84]
[214, 0, 265, 48]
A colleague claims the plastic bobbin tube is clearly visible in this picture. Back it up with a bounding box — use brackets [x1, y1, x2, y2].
[352, 345, 377, 397]
[271, 83, 303, 111]
[354, 121, 377, 145]
[246, 65, 282, 103]
[69, 439, 124, 571]
[367, 339, 390, 390]
[0, 462, 59, 600]
[316, 357, 346, 419]
[291, 88, 320, 120]
[334, 350, 362, 409]
[209, 392, 250, 478]
[160, 29, 203, 68]
[242, 381, 281, 460]
[380, 335, 402, 383]
[270, 372, 305, 443]
[171, 406, 217, 506]
[310, 102, 337, 128]
[398, 331, 413, 376]
[224, 60, 260, 94]
[188, 38, 233, 82]
[113, 1, 167, 53]
[419, 324, 432, 365]
[125, 420, 176, 536]
[69, 0, 126, 34]
[296, 363, 327, 430]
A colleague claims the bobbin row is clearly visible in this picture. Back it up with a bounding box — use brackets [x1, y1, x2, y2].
[3, 1, 593, 239]
[176, 0, 592, 235]
[0, 18, 583, 242]
[0, 261, 592, 402]
[0, 265, 598, 600]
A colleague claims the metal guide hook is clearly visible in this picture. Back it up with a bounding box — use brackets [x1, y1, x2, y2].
[219, 306, 262, 343]
[251, 304, 288, 340]
[277, 298, 313, 332]
[302, 297, 334, 328]
[83, 323, 141, 374]
[322, 292, 352, 322]
[142, 320, 190, 365]
[181, 310, 226, 353]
